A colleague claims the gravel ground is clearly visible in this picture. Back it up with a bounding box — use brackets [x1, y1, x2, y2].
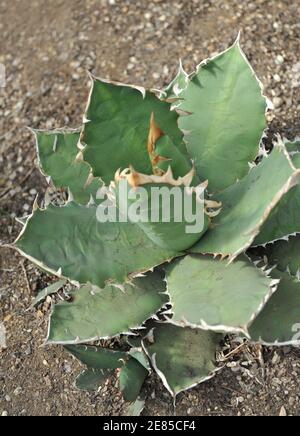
[1, 0, 300, 416]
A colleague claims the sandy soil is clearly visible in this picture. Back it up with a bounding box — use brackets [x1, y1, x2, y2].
[1, 0, 300, 416]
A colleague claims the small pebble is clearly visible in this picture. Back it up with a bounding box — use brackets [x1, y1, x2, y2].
[13, 386, 22, 396]
[273, 97, 283, 108]
[275, 55, 284, 65]
[274, 74, 281, 82]
[279, 406, 287, 416]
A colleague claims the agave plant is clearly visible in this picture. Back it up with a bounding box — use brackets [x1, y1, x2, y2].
[10, 35, 300, 409]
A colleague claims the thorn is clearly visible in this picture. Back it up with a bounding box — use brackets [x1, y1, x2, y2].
[235, 30, 242, 45]
[67, 188, 74, 203]
[52, 135, 58, 152]
[75, 151, 84, 162]
[87, 70, 96, 82]
[32, 195, 39, 212]
[87, 194, 96, 206]
[84, 172, 95, 189]
[25, 126, 37, 135]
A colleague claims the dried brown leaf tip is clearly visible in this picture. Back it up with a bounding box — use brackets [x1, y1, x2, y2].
[147, 112, 171, 175]
[115, 165, 197, 190]
[114, 166, 141, 189]
[147, 112, 164, 154]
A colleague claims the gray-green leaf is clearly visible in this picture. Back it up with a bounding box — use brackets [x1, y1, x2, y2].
[15, 203, 178, 288]
[119, 358, 148, 402]
[189, 145, 300, 259]
[143, 323, 221, 396]
[125, 398, 145, 416]
[178, 40, 267, 192]
[264, 234, 300, 277]
[31, 279, 67, 307]
[249, 269, 300, 346]
[254, 152, 300, 245]
[48, 273, 168, 344]
[76, 369, 111, 391]
[34, 130, 101, 204]
[65, 344, 128, 369]
[82, 78, 185, 183]
[166, 255, 278, 335]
